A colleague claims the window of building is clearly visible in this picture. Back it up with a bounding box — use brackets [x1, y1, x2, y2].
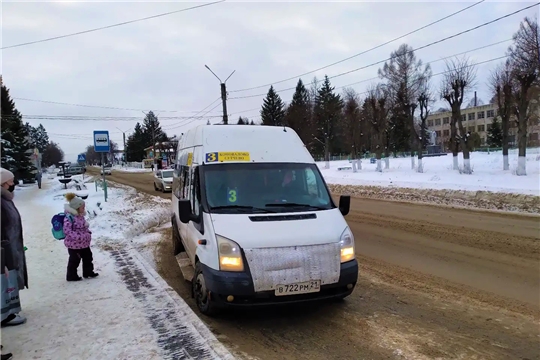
[428, 119, 434, 127]
[487, 109, 494, 118]
[443, 117, 449, 124]
[477, 124, 485, 132]
[435, 118, 441, 126]
[468, 113, 475, 121]
[477, 111, 485, 119]
[435, 130, 441, 137]
[468, 127, 474, 133]
[462, 114, 466, 122]
[443, 129, 450, 136]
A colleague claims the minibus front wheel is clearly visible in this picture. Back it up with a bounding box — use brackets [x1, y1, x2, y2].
[193, 261, 219, 316]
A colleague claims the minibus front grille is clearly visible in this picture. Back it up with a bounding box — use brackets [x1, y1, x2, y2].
[244, 243, 341, 292]
[248, 213, 316, 222]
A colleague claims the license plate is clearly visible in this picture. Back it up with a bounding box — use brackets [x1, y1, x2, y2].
[275, 280, 321, 296]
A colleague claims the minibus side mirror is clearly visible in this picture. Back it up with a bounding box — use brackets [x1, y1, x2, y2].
[178, 199, 198, 223]
[339, 195, 350, 216]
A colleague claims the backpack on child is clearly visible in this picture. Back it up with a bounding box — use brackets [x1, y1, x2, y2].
[51, 213, 74, 240]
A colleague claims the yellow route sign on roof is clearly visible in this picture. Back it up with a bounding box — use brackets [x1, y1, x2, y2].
[205, 152, 250, 163]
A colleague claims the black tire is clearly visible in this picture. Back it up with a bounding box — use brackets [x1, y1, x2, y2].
[193, 261, 219, 316]
[171, 218, 185, 255]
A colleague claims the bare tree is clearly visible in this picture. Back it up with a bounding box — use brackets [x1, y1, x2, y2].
[417, 85, 433, 173]
[490, 61, 514, 170]
[364, 84, 390, 172]
[507, 17, 539, 176]
[378, 44, 432, 170]
[440, 56, 477, 174]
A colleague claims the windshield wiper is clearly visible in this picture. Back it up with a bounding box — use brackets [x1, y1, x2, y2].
[264, 202, 328, 210]
[210, 205, 276, 213]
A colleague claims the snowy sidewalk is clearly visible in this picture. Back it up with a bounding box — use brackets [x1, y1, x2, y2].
[1, 183, 233, 360]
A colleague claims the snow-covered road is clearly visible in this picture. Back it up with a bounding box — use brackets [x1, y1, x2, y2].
[1, 180, 233, 360]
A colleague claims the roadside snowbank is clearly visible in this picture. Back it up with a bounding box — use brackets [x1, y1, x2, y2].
[319, 149, 540, 196]
[1, 177, 233, 359]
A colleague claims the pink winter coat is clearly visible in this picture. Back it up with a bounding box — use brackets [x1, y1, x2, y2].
[63, 204, 92, 249]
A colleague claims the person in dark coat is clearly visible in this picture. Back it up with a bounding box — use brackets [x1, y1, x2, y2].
[0, 168, 28, 327]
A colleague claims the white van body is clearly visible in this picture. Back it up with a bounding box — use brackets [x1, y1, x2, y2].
[172, 124, 358, 315]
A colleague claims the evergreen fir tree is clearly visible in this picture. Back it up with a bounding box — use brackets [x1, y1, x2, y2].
[250, 120, 255, 125]
[284, 79, 312, 144]
[237, 116, 246, 125]
[313, 76, 343, 161]
[142, 111, 167, 147]
[125, 122, 146, 161]
[260, 86, 285, 126]
[1, 84, 34, 181]
[487, 117, 503, 147]
[25, 123, 49, 153]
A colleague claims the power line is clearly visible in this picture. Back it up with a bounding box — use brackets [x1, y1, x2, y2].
[17, 114, 224, 121]
[44, 55, 509, 139]
[357, 55, 509, 97]
[12, 97, 222, 113]
[229, 0, 486, 93]
[230, 38, 514, 100]
[229, 3, 538, 100]
[2, 0, 226, 50]
[329, 39, 513, 92]
[165, 102, 223, 131]
[162, 97, 221, 130]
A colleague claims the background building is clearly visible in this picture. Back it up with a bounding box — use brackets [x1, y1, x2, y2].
[426, 102, 540, 149]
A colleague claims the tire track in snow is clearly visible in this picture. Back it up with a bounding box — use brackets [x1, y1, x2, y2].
[110, 249, 227, 360]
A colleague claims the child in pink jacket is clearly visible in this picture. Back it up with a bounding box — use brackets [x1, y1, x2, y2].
[63, 193, 98, 282]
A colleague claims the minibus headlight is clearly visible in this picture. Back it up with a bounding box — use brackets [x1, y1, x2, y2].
[339, 227, 355, 263]
[216, 235, 244, 272]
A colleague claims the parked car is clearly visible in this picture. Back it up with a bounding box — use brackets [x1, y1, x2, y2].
[101, 164, 112, 175]
[68, 165, 84, 175]
[154, 169, 173, 192]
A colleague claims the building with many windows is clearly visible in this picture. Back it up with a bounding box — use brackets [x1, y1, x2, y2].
[426, 102, 540, 149]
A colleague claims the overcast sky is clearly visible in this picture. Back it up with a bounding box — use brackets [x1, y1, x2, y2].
[2, 1, 538, 161]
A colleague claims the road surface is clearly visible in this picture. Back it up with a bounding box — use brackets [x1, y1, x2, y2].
[90, 168, 540, 360]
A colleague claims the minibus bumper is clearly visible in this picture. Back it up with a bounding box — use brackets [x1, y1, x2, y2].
[201, 259, 358, 308]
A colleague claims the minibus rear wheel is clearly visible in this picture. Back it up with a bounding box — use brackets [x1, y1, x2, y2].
[193, 261, 218, 316]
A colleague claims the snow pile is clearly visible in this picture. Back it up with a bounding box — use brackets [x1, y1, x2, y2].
[319, 149, 540, 196]
[2, 176, 233, 359]
[43, 175, 172, 248]
[319, 150, 540, 213]
[113, 165, 152, 173]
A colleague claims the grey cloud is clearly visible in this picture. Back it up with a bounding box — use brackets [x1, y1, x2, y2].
[2, 1, 534, 160]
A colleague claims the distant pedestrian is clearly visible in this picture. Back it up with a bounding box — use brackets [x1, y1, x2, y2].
[63, 193, 99, 281]
[0, 168, 28, 328]
[151, 163, 154, 172]
[35, 171, 42, 189]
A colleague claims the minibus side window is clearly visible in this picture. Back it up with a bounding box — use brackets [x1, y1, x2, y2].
[181, 166, 190, 200]
[191, 168, 200, 219]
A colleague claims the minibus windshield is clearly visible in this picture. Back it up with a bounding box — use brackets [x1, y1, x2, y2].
[203, 163, 334, 213]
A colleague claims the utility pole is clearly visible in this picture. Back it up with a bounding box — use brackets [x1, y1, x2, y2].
[116, 127, 130, 164]
[205, 65, 235, 125]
